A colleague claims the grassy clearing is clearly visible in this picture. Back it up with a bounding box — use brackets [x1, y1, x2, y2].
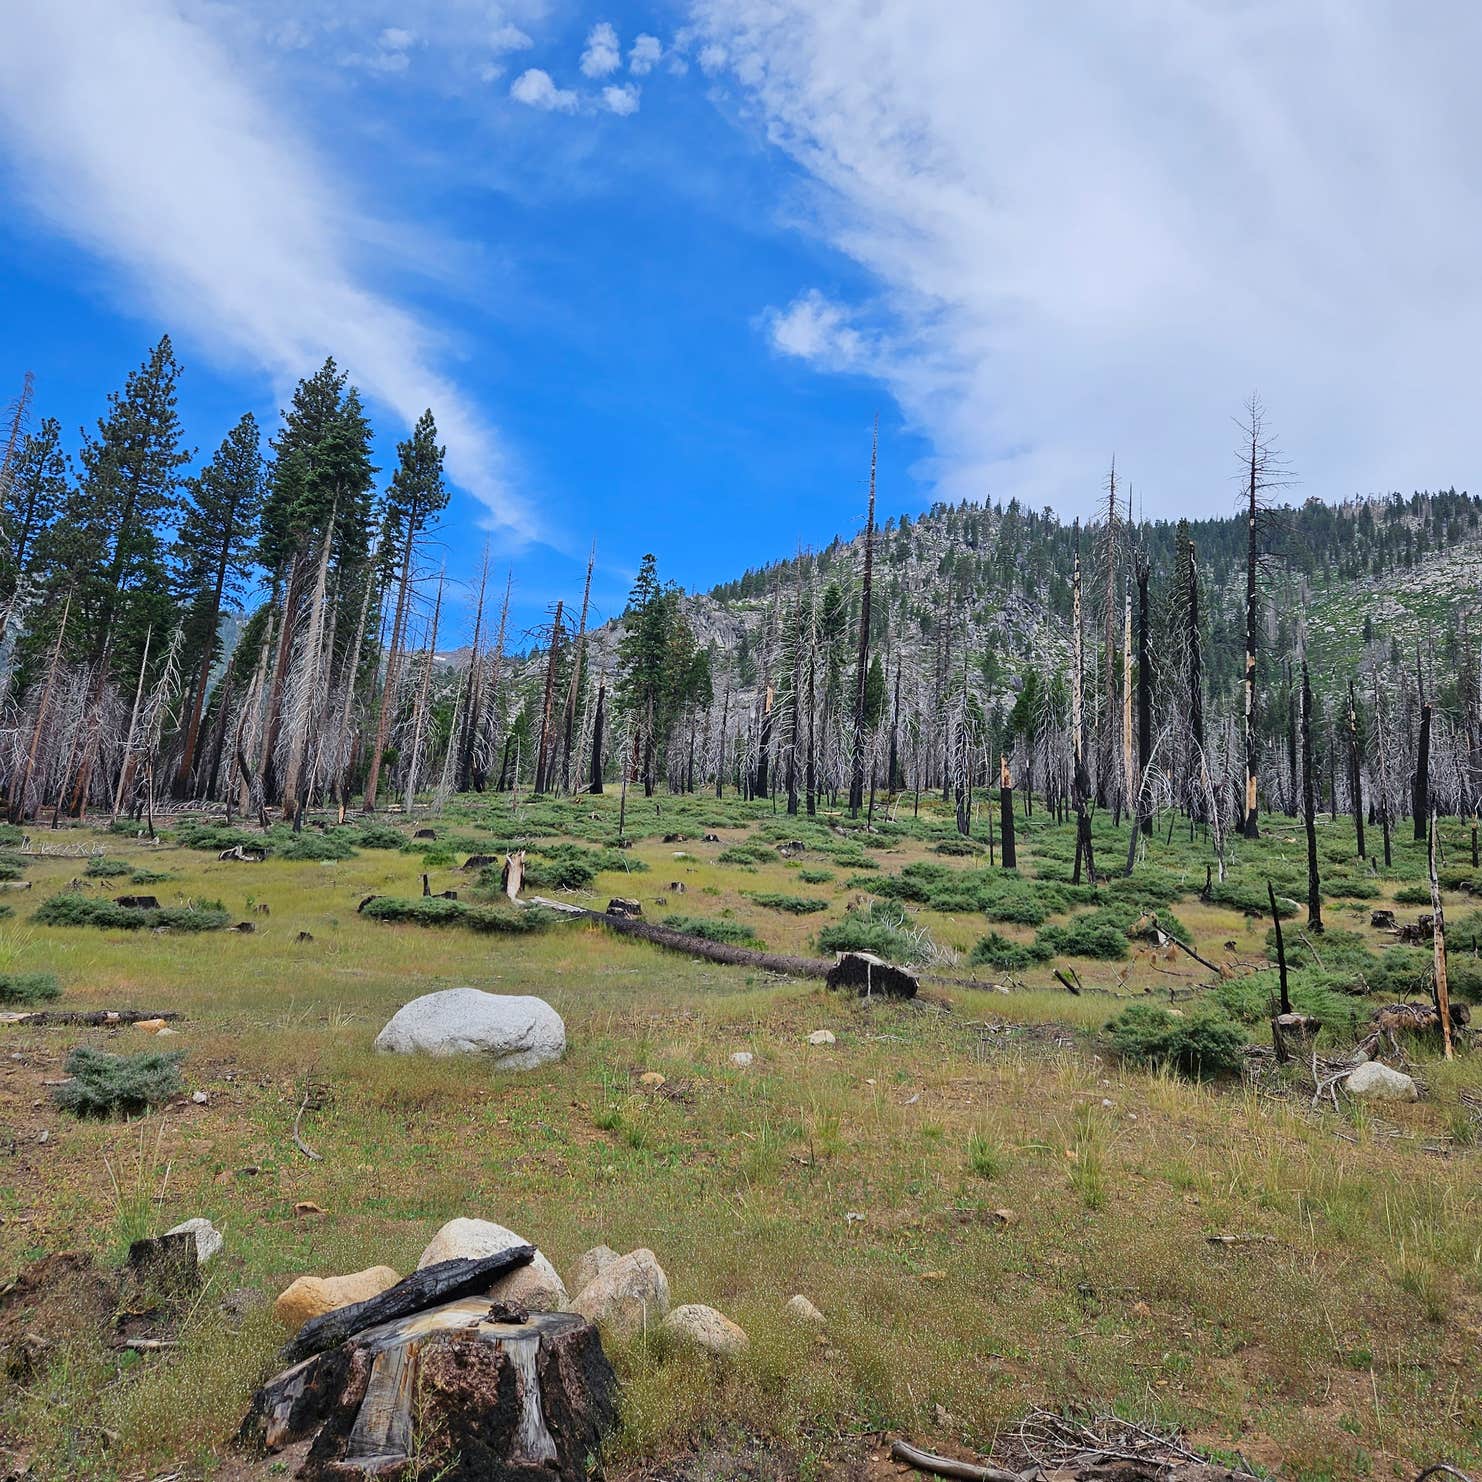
[0, 791, 1478, 1480]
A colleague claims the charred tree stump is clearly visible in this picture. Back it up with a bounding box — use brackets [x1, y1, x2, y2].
[1414, 700, 1431, 841]
[825, 950, 918, 999]
[241, 1299, 616, 1482]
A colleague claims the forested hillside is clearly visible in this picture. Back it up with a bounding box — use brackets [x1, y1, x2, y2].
[2, 345, 1480, 847]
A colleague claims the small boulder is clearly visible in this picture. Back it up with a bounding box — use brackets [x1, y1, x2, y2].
[567, 1248, 670, 1338]
[417, 1217, 567, 1312]
[273, 1266, 400, 1331]
[730, 1051, 754, 1068]
[165, 1216, 223, 1266]
[661, 1302, 748, 1358]
[785, 1294, 825, 1326]
[134, 1017, 167, 1033]
[807, 1029, 836, 1046]
[373, 988, 565, 1070]
[569, 1244, 620, 1295]
[1346, 1061, 1419, 1101]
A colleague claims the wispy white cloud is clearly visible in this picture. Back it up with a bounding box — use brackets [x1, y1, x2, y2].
[628, 34, 663, 75]
[510, 66, 578, 111]
[0, 0, 535, 539]
[765, 290, 872, 369]
[692, 1, 1482, 516]
[580, 21, 621, 78]
[601, 83, 641, 117]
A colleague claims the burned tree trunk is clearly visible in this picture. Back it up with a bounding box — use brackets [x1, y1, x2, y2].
[1427, 810, 1455, 1061]
[1301, 663, 1322, 933]
[587, 676, 605, 795]
[1347, 679, 1365, 860]
[848, 417, 878, 817]
[1136, 563, 1151, 835]
[1000, 754, 1017, 869]
[533, 600, 564, 796]
[1414, 700, 1432, 842]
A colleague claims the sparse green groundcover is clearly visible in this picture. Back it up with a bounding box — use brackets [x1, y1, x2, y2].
[1104, 1003, 1245, 1078]
[659, 913, 761, 945]
[746, 892, 829, 914]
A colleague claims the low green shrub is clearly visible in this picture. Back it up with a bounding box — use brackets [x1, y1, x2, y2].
[933, 839, 980, 856]
[969, 930, 1053, 972]
[0, 971, 61, 1006]
[747, 892, 829, 915]
[172, 821, 261, 852]
[660, 913, 761, 945]
[33, 894, 230, 932]
[352, 823, 408, 849]
[84, 856, 132, 878]
[360, 896, 550, 932]
[798, 868, 834, 885]
[1104, 1003, 1245, 1078]
[520, 844, 644, 890]
[1394, 884, 1432, 905]
[717, 842, 777, 865]
[53, 1046, 184, 1117]
[269, 827, 357, 861]
[0, 858, 26, 882]
[1264, 925, 1377, 976]
[1038, 907, 1133, 961]
[1208, 970, 1371, 1038]
[816, 902, 922, 962]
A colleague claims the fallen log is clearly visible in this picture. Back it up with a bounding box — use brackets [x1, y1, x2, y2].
[281, 1250, 536, 1366]
[890, 1439, 1019, 1482]
[0, 1009, 183, 1027]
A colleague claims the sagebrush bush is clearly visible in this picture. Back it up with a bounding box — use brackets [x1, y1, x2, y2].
[1104, 1003, 1245, 1078]
[53, 1046, 184, 1117]
[34, 894, 229, 932]
[0, 970, 61, 1006]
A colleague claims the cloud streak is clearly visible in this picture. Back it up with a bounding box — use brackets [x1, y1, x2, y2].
[0, 0, 536, 540]
[693, 1, 1482, 517]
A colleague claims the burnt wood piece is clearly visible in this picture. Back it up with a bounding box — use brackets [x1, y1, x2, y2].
[661, 832, 687, 843]
[606, 898, 643, 919]
[281, 1250, 535, 1366]
[413, 828, 438, 840]
[219, 844, 268, 862]
[241, 1299, 616, 1481]
[462, 854, 501, 871]
[1370, 908, 1397, 930]
[825, 951, 918, 1000]
[356, 895, 381, 913]
[114, 894, 160, 910]
[126, 1232, 199, 1298]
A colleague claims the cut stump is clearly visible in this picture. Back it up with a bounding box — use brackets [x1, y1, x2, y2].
[826, 951, 918, 1000]
[240, 1298, 617, 1481]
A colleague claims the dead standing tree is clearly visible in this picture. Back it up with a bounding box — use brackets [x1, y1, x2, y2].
[848, 417, 878, 817]
[1236, 394, 1290, 839]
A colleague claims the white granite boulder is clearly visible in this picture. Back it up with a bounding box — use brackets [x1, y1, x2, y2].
[1346, 1060, 1419, 1101]
[164, 1217, 223, 1266]
[373, 989, 565, 1070]
[417, 1217, 567, 1312]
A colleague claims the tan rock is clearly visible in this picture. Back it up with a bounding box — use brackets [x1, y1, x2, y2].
[273, 1266, 400, 1332]
[134, 1018, 167, 1033]
[567, 1248, 669, 1338]
[785, 1294, 825, 1326]
[638, 1071, 666, 1088]
[569, 1244, 620, 1294]
[661, 1303, 748, 1357]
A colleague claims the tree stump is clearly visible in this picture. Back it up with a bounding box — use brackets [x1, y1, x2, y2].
[825, 951, 918, 999]
[240, 1298, 617, 1481]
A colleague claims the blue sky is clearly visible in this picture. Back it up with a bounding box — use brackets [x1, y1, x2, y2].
[3, 2, 1480, 643]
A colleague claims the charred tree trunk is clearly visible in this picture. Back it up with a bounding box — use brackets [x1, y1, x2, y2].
[1000, 754, 1016, 869]
[587, 677, 606, 794]
[848, 418, 878, 817]
[1301, 662, 1322, 933]
[1414, 702, 1432, 842]
[533, 601, 564, 796]
[1347, 679, 1365, 860]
